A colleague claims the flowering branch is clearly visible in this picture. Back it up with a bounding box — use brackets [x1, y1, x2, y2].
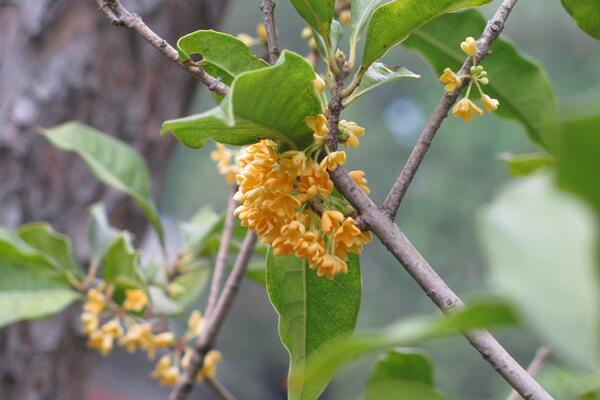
[380, 0, 519, 220]
[169, 232, 258, 400]
[94, 0, 229, 96]
[259, 0, 280, 64]
[205, 186, 238, 317]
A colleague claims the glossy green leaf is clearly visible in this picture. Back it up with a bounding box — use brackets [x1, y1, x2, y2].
[162, 50, 322, 150]
[346, 63, 420, 105]
[558, 113, 600, 217]
[0, 228, 59, 274]
[361, 0, 491, 68]
[366, 349, 446, 400]
[479, 173, 600, 369]
[180, 206, 223, 256]
[289, 0, 335, 41]
[403, 10, 559, 152]
[562, 0, 600, 39]
[267, 251, 361, 400]
[177, 30, 268, 75]
[44, 122, 164, 245]
[102, 234, 146, 290]
[149, 286, 183, 316]
[0, 261, 80, 328]
[501, 153, 553, 177]
[87, 203, 120, 265]
[350, 0, 390, 49]
[18, 223, 82, 277]
[298, 299, 517, 387]
[169, 263, 211, 309]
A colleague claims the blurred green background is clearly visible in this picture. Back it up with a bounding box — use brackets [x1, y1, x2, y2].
[94, 1, 600, 399]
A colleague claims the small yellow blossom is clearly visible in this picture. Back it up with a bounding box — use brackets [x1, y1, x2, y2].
[481, 94, 499, 112]
[334, 218, 362, 248]
[340, 120, 365, 148]
[452, 98, 483, 121]
[306, 114, 329, 142]
[83, 288, 106, 314]
[118, 323, 154, 355]
[196, 350, 222, 382]
[187, 310, 203, 337]
[460, 36, 478, 57]
[312, 75, 326, 94]
[320, 151, 346, 171]
[349, 170, 370, 195]
[123, 289, 148, 312]
[87, 330, 114, 356]
[439, 68, 462, 93]
[81, 312, 99, 334]
[151, 355, 180, 386]
[317, 255, 348, 280]
[101, 319, 124, 338]
[321, 210, 344, 235]
[256, 23, 267, 42]
[236, 33, 256, 47]
[339, 10, 352, 25]
[153, 332, 176, 348]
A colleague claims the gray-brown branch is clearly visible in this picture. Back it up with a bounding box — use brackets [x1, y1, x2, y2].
[169, 232, 258, 400]
[381, 0, 519, 220]
[94, 0, 229, 96]
[506, 347, 551, 400]
[259, 0, 280, 64]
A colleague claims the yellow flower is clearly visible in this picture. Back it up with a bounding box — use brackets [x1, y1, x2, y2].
[317, 255, 348, 280]
[294, 231, 326, 268]
[439, 68, 462, 93]
[460, 36, 478, 57]
[320, 151, 346, 171]
[349, 170, 370, 195]
[153, 332, 176, 348]
[151, 355, 180, 386]
[81, 312, 99, 334]
[118, 323, 154, 355]
[297, 161, 333, 201]
[83, 288, 106, 314]
[339, 10, 352, 25]
[196, 350, 222, 382]
[123, 289, 148, 312]
[187, 310, 203, 337]
[87, 330, 114, 356]
[312, 75, 326, 94]
[101, 319, 124, 338]
[339, 120, 365, 148]
[236, 33, 256, 47]
[211, 143, 239, 184]
[305, 114, 329, 142]
[321, 210, 344, 235]
[481, 94, 499, 112]
[452, 98, 483, 121]
[334, 218, 362, 248]
[256, 23, 267, 42]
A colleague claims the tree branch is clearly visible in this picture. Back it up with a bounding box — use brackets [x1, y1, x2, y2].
[506, 347, 551, 400]
[259, 0, 280, 64]
[205, 185, 238, 317]
[381, 0, 519, 220]
[169, 232, 258, 400]
[206, 377, 237, 400]
[94, 0, 229, 96]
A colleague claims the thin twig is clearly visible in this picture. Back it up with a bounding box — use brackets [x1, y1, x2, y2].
[506, 347, 551, 400]
[259, 0, 280, 64]
[94, 0, 229, 96]
[205, 377, 237, 400]
[381, 0, 519, 220]
[205, 186, 238, 317]
[169, 232, 258, 400]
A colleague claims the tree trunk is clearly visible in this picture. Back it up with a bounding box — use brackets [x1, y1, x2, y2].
[0, 1, 230, 398]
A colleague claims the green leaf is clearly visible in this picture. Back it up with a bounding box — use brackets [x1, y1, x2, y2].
[361, 0, 491, 69]
[366, 349, 446, 400]
[87, 203, 120, 265]
[289, 0, 335, 41]
[102, 234, 146, 290]
[267, 251, 361, 400]
[169, 263, 211, 309]
[558, 113, 600, 218]
[346, 63, 420, 105]
[562, 0, 600, 39]
[501, 153, 553, 177]
[403, 10, 559, 153]
[0, 261, 80, 328]
[162, 50, 322, 150]
[479, 173, 600, 369]
[0, 228, 59, 274]
[44, 122, 164, 245]
[18, 223, 82, 277]
[148, 286, 183, 316]
[298, 298, 517, 388]
[350, 0, 390, 50]
[180, 206, 223, 256]
[176, 30, 268, 74]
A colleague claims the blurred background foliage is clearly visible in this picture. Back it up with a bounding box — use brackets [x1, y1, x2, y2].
[92, 1, 600, 399]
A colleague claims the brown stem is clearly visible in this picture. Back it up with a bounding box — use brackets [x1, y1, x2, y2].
[506, 347, 551, 400]
[206, 377, 237, 400]
[381, 0, 519, 220]
[259, 0, 280, 64]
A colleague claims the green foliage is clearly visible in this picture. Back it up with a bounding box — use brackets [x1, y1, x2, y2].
[169, 263, 211, 309]
[162, 51, 322, 150]
[179, 206, 223, 257]
[87, 203, 120, 265]
[562, 0, 600, 39]
[350, 0, 389, 50]
[403, 10, 559, 153]
[346, 63, 420, 105]
[289, 0, 335, 42]
[0, 261, 80, 328]
[479, 173, 600, 369]
[267, 251, 361, 399]
[361, 0, 491, 69]
[44, 122, 165, 246]
[503, 153, 553, 177]
[0, 228, 65, 277]
[102, 234, 146, 290]
[365, 349, 446, 400]
[299, 299, 517, 388]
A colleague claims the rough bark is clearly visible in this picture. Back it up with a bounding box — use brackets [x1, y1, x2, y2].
[0, 0, 230, 398]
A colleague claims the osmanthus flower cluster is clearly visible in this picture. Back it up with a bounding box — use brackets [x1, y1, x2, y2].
[80, 284, 221, 386]
[439, 37, 500, 121]
[212, 115, 372, 280]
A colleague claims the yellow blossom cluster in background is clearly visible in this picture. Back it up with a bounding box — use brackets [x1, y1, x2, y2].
[439, 37, 500, 121]
[81, 286, 221, 386]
